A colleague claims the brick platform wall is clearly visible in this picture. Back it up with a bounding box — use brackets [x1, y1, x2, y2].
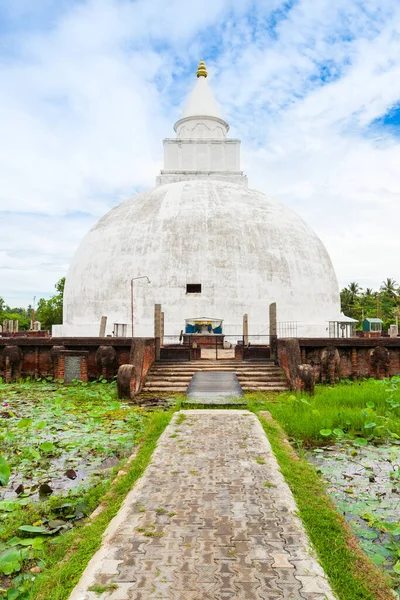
[278, 337, 400, 387]
[0, 337, 155, 382]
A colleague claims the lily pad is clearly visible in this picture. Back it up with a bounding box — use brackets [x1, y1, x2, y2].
[0, 456, 11, 486]
[353, 438, 368, 447]
[18, 525, 52, 535]
[39, 442, 56, 453]
[0, 548, 22, 575]
[319, 429, 332, 437]
[17, 418, 32, 429]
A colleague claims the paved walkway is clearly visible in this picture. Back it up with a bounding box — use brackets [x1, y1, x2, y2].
[70, 411, 335, 600]
[186, 372, 244, 404]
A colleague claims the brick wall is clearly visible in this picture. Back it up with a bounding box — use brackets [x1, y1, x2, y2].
[278, 337, 400, 388]
[0, 337, 155, 382]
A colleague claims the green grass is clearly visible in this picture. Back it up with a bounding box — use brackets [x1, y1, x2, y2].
[26, 408, 174, 600]
[88, 584, 118, 595]
[175, 413, 186, 424]
[247, 377, 400, 444]
[255, 411, 394, 600]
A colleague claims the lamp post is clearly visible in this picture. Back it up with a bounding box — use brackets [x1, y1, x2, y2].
[131, 276, 150, 338]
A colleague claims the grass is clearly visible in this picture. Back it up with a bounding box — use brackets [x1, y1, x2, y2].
[247, 377, 400, 444]
[175, 413, 186, 425]
[88, 584, 118, 595]
[255, 410, 394, 600]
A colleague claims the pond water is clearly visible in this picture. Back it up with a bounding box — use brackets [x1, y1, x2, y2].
[0, 383, 147, 502]
[309, 443, 400, 595]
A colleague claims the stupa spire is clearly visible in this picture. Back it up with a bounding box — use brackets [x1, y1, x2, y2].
[196, 60, 208, 78]
[180, 60, 222, 121]
[156, 60, 247, 187]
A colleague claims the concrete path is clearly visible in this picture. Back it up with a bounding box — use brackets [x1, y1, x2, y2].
[186, 372, 244, 404]
[69, 411, 335, 600]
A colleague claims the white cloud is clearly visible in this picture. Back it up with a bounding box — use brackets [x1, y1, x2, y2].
[1, 0, 400, 306]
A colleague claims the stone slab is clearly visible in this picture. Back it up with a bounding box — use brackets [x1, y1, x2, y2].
[64, 355, 82, 383]
[186, 372, 244, 404]
[68, 410, 336, 600]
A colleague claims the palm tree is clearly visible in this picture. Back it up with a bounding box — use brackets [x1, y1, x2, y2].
[347, 282, 361, 303]
[364, 288, 374, 297]
[380, 278, 398, 298]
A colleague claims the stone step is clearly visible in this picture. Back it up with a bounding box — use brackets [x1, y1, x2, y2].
[151, 366, 281, 372]
[146, 376, 193, 383]
[238, 382, 287, 388]
[150, 370, 283, 378]
[241, 386, 288, 391]
[148, 372, 284, 381]
[156, 361, 275, 366]
[143, 384, 288, 393]
[144, 381, 192, 388]
[153, 361, 278, 367]
[142, 386, 187, 394]
[143, 359, 288, 394]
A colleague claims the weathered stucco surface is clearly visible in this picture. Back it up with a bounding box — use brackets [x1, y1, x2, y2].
[57, 180, 339, 338]
[55, 63, 339, 339]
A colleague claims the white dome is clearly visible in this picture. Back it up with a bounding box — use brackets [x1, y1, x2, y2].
[60, 180, 339, 338]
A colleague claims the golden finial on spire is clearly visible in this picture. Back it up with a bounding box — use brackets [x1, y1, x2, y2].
[196, 60, 208, 78]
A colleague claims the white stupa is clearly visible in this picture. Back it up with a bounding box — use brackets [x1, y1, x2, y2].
[54, 60, 339, 339]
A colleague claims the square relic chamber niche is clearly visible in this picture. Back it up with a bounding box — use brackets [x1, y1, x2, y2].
[186, 283, 202, 294]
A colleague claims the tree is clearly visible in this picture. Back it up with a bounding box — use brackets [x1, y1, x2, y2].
[380, 278, 398, 298]
[347, 282, 361, 301]
[35, 277, 65, 330]
[340, 282, 363, 322]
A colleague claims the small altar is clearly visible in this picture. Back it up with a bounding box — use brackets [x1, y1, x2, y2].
[184, 317, 225, 349]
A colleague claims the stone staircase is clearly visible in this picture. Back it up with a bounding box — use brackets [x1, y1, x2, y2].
[142, 360, 289, 393]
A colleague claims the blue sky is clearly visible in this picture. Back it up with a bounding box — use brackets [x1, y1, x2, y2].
[1, 0, 400, 305]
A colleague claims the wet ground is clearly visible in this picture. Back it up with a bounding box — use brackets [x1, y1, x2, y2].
[0, 382, 147, 503]
[0, 452, 123, 502]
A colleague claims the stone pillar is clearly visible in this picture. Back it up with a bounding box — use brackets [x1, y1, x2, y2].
[8, 320, 14, 334]
[4, 356, 11, 383]
[154, 304, 162, 361]
[118, 338, 148, 400]
[161, 312, 165, 347]
[99, 316, 107, 337]
[13, 320, 19, 333]
[243, 314, 249, 346]
[269, 302, 277, 359]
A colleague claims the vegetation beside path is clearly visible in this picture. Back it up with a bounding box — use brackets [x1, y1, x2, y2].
[254, 410, 394, 600]
[0, 379, 176, 600]
[1, 377, 399, 600]
[249, 376, 400, 445]
[30, 409, 172, 600]
[248, 378, 400, 600]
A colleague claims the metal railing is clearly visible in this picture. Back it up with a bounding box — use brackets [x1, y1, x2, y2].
[277, 321, 299, 338]
[161, 334, 272, 360]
